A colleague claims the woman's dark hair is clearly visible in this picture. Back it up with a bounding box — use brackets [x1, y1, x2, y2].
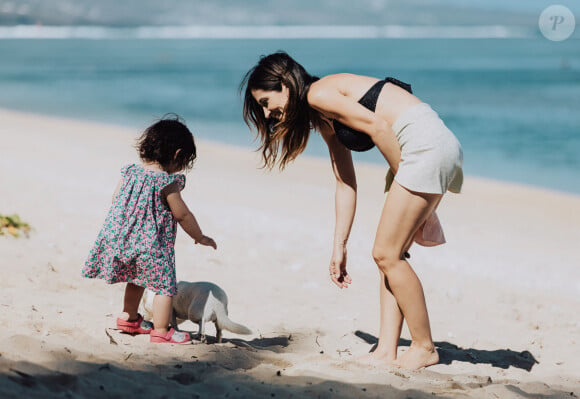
[137, 114, 196, 172]
[240, 51, 323, 170]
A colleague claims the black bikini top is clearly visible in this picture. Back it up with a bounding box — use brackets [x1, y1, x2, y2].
[333, 77, 412, 152]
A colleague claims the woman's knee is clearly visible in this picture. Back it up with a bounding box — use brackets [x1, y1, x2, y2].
[372, 245, 403, 274]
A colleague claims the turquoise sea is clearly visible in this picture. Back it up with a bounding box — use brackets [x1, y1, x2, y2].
[0, 37, 578, 193]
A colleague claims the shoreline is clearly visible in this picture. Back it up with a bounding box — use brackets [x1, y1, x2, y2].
[2, 106, 580, 199]
[1, 107, 579, 397]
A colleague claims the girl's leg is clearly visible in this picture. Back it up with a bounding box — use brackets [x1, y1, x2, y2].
[372, 180, 442, 370]
[120, 283, 145, 321]
[150, 294, 190, 344]
[152, 294, 173, 334]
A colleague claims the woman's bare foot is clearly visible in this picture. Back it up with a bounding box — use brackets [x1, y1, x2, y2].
[393, 344, 439, 370]
[353, 351, 396, 368]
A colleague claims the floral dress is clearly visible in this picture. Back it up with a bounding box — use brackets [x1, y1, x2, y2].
[82, 164, 185, 296]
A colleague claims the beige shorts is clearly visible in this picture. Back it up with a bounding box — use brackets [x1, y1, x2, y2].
[385, 103, 463, 194]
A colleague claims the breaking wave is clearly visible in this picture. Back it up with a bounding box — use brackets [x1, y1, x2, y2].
[0, 24, 540, 39]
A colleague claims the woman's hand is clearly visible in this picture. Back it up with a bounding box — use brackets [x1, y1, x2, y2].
[329, 244, 352, 288]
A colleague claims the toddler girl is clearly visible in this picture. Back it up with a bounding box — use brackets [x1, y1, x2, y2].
[82, 115, 217, 344]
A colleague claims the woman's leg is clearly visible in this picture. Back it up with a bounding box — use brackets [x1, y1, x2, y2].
[152, 294, 173, 334]
[356, 272, 403, 365]
[363, 199, 444, 363]
[372, 180, 442, 370]
[120, 283, 145, 321]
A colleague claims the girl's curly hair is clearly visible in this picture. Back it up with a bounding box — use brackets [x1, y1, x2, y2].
[137, 114, 196, 172]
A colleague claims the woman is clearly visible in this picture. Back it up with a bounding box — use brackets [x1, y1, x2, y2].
[240, 51, 463, 370]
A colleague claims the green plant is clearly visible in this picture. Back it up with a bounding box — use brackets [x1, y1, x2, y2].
[0, 214, 31, 238]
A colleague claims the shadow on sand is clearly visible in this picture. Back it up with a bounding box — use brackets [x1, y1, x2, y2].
[0, 332, 445, 399]
[354, 330, 539, 371]
[1, 331, 569, 399]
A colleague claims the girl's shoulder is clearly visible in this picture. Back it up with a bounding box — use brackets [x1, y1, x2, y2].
[120, 164, 186, 190]
[120, 163, 153, 176]
[155, 170, 186, 192]
[166, 173, 186, 191]
[120, 163, 138, 175]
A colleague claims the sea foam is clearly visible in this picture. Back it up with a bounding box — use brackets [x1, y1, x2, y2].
[0, 24, 538, 39]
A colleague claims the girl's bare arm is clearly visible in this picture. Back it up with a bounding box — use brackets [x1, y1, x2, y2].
[164, 182, 216, 249]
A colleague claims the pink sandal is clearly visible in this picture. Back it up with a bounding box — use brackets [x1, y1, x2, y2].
[150, 328, 191, 344]
[116, 314, 153, 334]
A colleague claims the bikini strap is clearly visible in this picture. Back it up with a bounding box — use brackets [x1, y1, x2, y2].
[358, 80, 388, 111]
[358, 77, 413, 112]
[384, 77, 413, 94]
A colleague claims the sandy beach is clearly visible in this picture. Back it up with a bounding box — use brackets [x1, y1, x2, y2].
[1, 107, 579, 398]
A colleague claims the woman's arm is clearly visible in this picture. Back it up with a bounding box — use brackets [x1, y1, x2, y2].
[164, 182, 217, 249]
[308, 78, 401, 175]
[319, 121, 355, 288]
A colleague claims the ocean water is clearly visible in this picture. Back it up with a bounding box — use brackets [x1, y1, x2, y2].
[0, 37, 578, 194]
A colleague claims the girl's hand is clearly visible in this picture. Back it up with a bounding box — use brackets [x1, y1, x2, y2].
[197, 235, 217, 250]
[329, 244, 351, 289]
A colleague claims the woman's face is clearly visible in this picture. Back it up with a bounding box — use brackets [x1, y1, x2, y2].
[251, 84, 289, 122]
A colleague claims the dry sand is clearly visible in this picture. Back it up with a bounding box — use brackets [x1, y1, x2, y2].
[1, 108, 579, 398]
